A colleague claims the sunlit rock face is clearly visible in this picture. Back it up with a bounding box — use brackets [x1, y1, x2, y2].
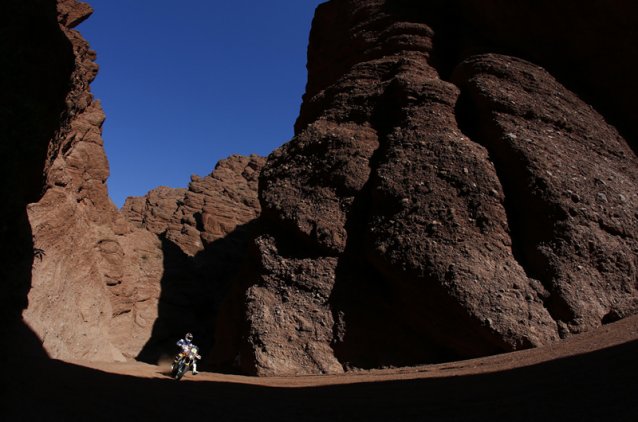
[8, 0, 265, 363]
[122, 155, 265, 258]
[212, 0, 638, 375]
[22, 0, 163, 361]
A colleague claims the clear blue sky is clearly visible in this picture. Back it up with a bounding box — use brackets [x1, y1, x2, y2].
[79, 1, 325, 207]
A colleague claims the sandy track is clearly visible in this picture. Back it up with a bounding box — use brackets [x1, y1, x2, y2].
[7, 316, 638, 421]
[75, 314, 638, 386]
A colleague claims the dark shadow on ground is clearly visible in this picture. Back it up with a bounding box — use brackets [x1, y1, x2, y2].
[7, 339, 638, 421]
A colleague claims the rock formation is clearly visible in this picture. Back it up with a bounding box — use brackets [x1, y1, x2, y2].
[1, 0, 77, 356]
[2, 0, 264, 363]
[122, 154, 264, 257]
[212, 0, 638, 375]
[23, 0, 165, 361]
[2, 0, 637, 378]
[121, 154, 264, 361]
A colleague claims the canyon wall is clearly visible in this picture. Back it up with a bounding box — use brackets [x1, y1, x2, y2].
[1, 0, 77, 355]
[2, 0, 263, 362]
[23, 0, 164, 361]
[122, 154, 264, 362]
[212, 0, 638, 375]
[2, 0, 636, 375]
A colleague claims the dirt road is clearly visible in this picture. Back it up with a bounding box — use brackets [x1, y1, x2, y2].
[7, 316, 638, 421]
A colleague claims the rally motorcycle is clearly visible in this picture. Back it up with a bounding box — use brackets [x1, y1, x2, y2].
[170, 346, 201, 380]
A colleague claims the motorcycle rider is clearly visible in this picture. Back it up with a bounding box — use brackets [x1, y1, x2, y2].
[175, 332, 201, 375]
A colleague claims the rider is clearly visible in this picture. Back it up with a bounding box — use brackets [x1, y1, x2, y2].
[176, 332, 201, 375]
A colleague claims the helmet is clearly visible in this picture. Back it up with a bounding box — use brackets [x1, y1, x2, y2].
[185, 332, 193, 341]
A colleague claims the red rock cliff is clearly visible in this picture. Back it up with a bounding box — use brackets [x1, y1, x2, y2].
[212, 0, 638, 375]
[22, 0, 166, 361]
[1, 0, 265, 363]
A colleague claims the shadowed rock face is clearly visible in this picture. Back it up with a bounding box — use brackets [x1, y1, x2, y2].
[0, 0, 76, 354]
[121, 155, 265, 362]
[215, 0, 638, 375]
[452, 55, 638, 335]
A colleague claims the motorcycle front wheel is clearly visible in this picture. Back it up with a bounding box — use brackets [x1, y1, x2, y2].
[171, 359, 186, 380]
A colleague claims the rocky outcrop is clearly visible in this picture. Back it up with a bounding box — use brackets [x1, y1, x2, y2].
[119, 155, 264, 362]
[2, 0, 265, 363]
[0, 0, 76, 354]
[122, 186, 187, 236]
[453, 53, 638, 333]
[215, 0, 638, 375]
[122, 154, 264, 257]
[454, 0, 638, 154]
[22, 0, 166, 361]
[234, 235, 344, 375]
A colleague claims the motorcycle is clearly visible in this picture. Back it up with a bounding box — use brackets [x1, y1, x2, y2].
[170, 346, 201, 380]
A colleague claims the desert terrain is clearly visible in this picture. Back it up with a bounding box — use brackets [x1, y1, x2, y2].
[2, 0, 638, 420]
[6, 315, 638, 420]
